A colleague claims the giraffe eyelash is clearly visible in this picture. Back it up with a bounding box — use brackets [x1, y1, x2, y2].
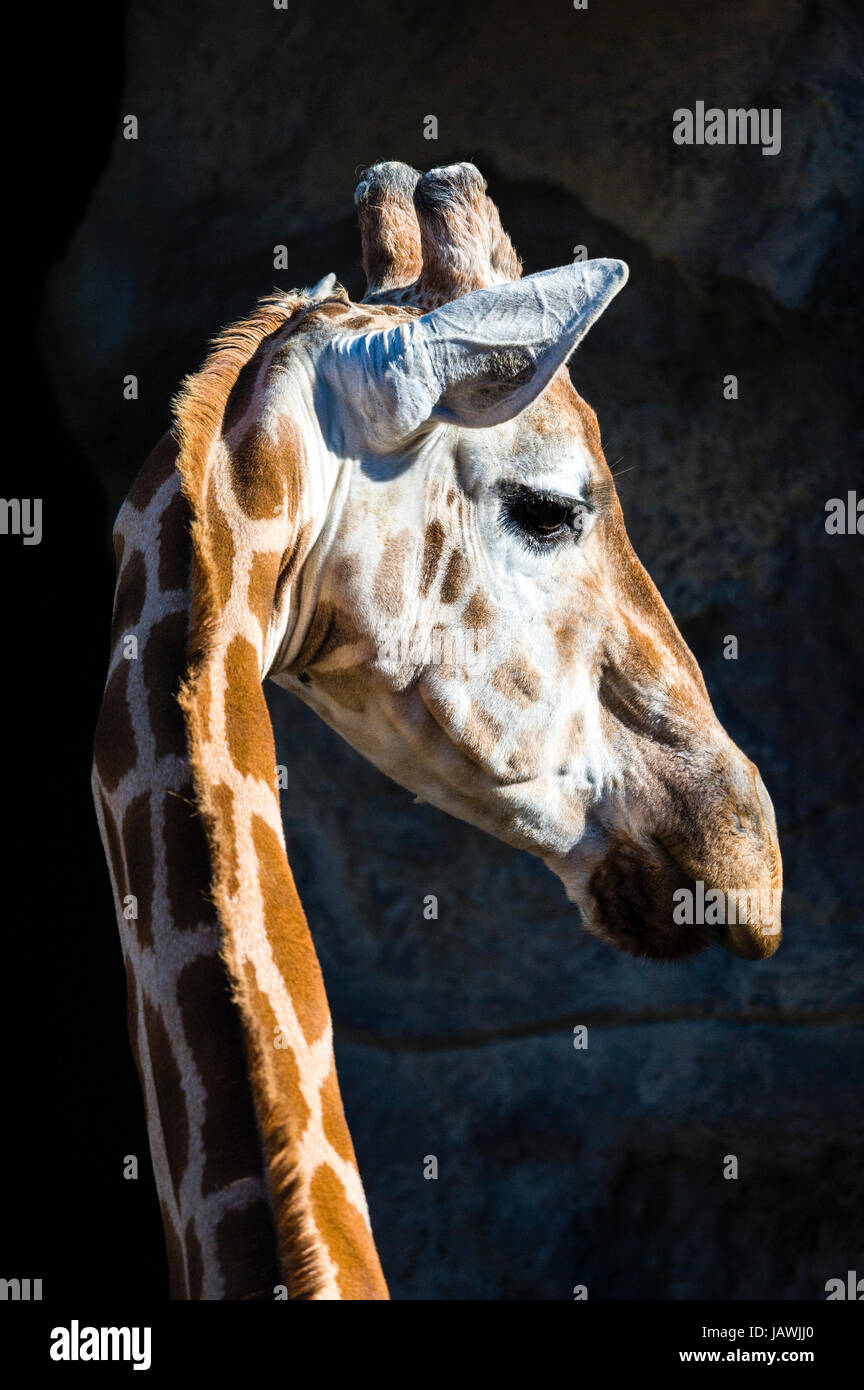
[498, 483, 592, 553]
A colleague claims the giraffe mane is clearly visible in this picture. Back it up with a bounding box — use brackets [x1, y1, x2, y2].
[171, 291, 306, 668]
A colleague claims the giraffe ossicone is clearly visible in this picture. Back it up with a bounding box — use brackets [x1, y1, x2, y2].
[93, 158, 782, 1301]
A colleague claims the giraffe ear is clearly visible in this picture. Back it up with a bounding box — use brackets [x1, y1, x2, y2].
[323, 259, 628, 445]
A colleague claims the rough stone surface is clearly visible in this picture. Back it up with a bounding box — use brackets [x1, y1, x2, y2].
[44, 0, 863, 1298]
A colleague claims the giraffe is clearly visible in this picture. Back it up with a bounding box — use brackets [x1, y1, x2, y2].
[92, 159, 782, 1301]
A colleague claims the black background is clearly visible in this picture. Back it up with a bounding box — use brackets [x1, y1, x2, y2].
[6, 5, 166, 1296]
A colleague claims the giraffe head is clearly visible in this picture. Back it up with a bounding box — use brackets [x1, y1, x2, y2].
[261, 161, 781, 963]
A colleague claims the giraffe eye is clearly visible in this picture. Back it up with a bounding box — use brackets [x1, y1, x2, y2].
[500, 485, 587, 550]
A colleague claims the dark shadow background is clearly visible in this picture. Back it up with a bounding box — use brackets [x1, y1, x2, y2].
[12, 0, 862, 1300]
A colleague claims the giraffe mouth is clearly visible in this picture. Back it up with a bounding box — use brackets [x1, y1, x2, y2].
[549, 831, 780, 963]
[582, 835, 712, 960]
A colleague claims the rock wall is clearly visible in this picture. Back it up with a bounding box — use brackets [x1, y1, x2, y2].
[43, 0, 864, 1297]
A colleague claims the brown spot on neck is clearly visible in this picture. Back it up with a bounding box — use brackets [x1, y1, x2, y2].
[309, 1164, 388, 1300]
[122, 791, 155, 948]
[224, 635, 277, 783]
[93, 661, 137, 791]
[143, 611, 190, 761]
[215, 1201, 283, 1301]
[248, 551, 282, 644]
[178, 954, 270, 1200]
[142, 998, 189, 1203]
[229, 418, 303, 522]
[110, 548, 146, 650]
[127, 432, 180, 513]
[320, 1060, 359, 1168]
[250, 815, 329, 1048]
[163, 784, 218, 928]
[206, 486, 235, 609]
[158, 487, 192, 593]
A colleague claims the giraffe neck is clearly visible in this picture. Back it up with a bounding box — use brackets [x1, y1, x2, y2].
[94, 397, 387, 1297]
[93, 437, 284, 1297]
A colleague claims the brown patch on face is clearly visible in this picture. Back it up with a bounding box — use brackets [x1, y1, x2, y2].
[596, 497, 709, 702]
[183, 1218, 203, 1300]
[492, 653, 541, 707]
[419, 692, 458, 741]
[215, 1199, 282, 1301]
[142, 996, 189, 1201]
[554, 618, 581, 667]
[122, 791, 154, 948]
[599, 664, 682, 749]
[93, 661, 137, 791]
[241, 960, 311, 1134]
[224, 634, 275, 783]
[333, 552, 361, 590]
[290, 600, 366, 673]
[127, 432, 180, 513]
[113, 529, 125, 573]
[251, 814, 330, 1048]
[178, 954, 266, 1196]
[143, 611, 189, 761]
[162, 1204, 189, 1300]
[210, 782, 239, 898]
[598, 616, 695, 749]
[163, 784, 218, 929]
[206, 484, 235, 609]
[419, 519, 445, 597]
[309, 1163, 388, 1300]
[319, 1060, 358, 1168]
[463, 587, 493, 633]
[247, 550, 281, 643]
[506, 741, 541, 779]
[110, 549, 146, 651]
[462, 703, 503, 760]
[440, 548, 468, 605]
[373, 529, 412, 614]
[158, 487, 191, 593]
[229, 417, 303, 522]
